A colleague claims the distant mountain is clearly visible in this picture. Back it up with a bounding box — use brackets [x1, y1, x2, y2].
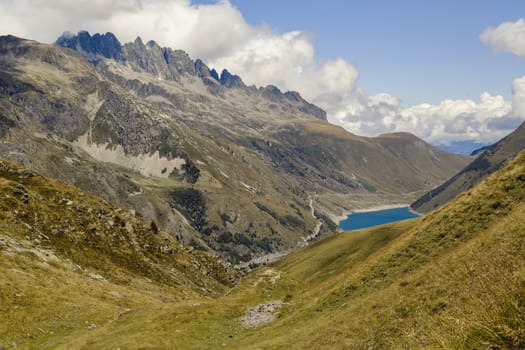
[0, 32, 469, 263]
[55, 31, 326, 120]
[470, 144, 491, 156]
[437, 140, 488, 155]
[412, 120, 525, 213]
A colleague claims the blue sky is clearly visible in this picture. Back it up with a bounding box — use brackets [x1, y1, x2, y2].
[197, 0, 525, 107]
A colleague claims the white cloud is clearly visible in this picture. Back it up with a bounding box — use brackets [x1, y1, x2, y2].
[512, 75, 525, 118]
[399, 93, 513, 145]
[480, 18, 525, 59]
[327, 91, 517, 145]
[0, 1, 523, 147]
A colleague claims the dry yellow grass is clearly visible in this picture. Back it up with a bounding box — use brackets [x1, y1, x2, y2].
[1, 151, 525, 349]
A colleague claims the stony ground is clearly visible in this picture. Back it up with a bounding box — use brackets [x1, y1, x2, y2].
[241, 301, 285, 328]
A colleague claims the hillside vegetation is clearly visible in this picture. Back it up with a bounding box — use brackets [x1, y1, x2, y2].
[0, 159, 236, 349]
[1, 149, 524, 348]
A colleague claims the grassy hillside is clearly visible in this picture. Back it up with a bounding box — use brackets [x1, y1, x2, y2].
[412, 120, 525, 213]
[0, 159, 237, 349]
[227, 150, 525, 349]
[2, 151, 524, 349]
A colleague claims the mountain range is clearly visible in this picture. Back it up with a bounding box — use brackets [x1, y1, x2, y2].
[0, 31, 470, 264]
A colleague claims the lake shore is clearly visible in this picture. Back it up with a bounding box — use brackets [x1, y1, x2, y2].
[408, 206, 423, 216]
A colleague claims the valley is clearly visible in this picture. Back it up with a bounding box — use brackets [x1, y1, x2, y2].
[1, 150, 524, 348]
[0, 27, 524, 350]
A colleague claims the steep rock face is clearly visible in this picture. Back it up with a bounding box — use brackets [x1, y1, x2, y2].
[121, 37, 198, 82]
[219, 69, 245, 88]
[195, 58, 220, 87]
[56, 31, 122, 60]
[412, 120, 525, 213]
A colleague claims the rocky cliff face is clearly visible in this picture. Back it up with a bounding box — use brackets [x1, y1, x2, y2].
[56, 31, 122, 60]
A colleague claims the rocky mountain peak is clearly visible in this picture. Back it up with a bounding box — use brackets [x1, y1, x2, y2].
[56, 31, 122, 61]
[209, 68, 220, 81]
[219, 69, 245, 88]
[195, 59, 220, 86]
[261, 85, 282, 100]
[146, 39, 160, 49]
[133, 36, 144, 46]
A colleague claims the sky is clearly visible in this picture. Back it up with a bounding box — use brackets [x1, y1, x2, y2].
[1, 0, 525, 149]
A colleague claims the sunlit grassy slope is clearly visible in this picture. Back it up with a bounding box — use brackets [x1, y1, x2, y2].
[1, 151, 525, 349]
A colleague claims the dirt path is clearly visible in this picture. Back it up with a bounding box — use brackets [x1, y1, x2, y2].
[303, 199, 322, 243]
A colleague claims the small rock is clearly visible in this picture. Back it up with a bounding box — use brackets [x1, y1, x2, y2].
[88, 273, 106, 281]
[71, 264, 82, 271]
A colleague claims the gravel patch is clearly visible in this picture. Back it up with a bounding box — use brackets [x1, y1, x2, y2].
[241, 301, 284, 328]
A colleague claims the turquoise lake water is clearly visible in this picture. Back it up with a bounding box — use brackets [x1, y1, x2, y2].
[339, 206, 419, 231]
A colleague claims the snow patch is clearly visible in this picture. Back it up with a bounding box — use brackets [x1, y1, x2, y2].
[74, 133, 185, 178]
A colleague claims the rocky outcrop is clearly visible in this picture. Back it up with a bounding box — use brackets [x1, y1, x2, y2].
[260, 85, 326, 120]
[122, 38, 198, 81]
[219, 69, 245, 89]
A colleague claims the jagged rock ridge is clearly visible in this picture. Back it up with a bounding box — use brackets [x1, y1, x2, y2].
[56, 31, 327, 120]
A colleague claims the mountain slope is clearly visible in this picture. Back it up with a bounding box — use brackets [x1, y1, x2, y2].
[1, 152, 523, 349]
[412, 120, 525, 213]
[0, 158, 238, 349]
[0, 33, 469, 263]
[170, 149, 525, 349]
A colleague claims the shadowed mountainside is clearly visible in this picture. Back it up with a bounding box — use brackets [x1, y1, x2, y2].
[412, 120, 525, 213]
